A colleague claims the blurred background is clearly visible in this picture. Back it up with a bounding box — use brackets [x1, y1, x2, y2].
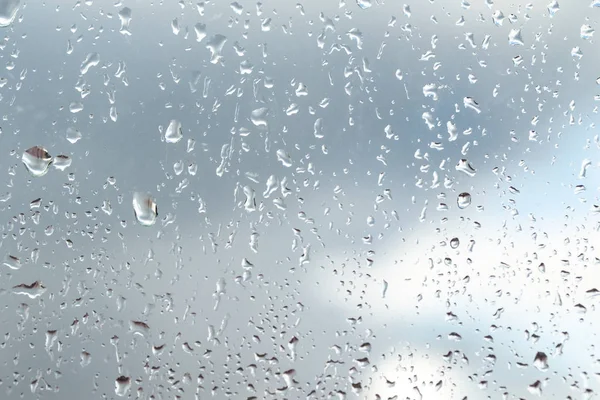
[0, 0, 599, 399]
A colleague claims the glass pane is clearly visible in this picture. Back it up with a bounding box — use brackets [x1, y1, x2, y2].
[1, 0, 598, 399]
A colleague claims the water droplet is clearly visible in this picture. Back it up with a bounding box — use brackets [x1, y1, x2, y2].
[132, 192, 158, 226]
[276, 149, 292, 167]
[12, 281, 47, 298]
[463, 97, 481, 113]
[251, 107, 269, 127]
[22, 146, 53, 177]
[508, 29, 524, 46]
[0, 0, 20, 27]
[457, 192, 472, 209]
[115, 376, 131, 397]
[456, 159, 477, 176]
[547, 0, 560, 16]
[118, 7, 132, 35]
[164, 119, 183, 143]
[66, 127, 82, 144]
[356, 0, 372, 9]
[80, 351, 92, 367]
[581, 24, 595, 40]
[80, 52, 100, 75]
[3, 254, 21, 270]
[53, 155, 72, 171]
[533, 352, 549, 371]
[129, 320, 150, 336]
[450, 238, 460, 249]
[206, 34, 227, 64]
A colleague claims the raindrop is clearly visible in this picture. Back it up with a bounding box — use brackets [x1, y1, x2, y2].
[115, 376, 131, 397]
[118, 7, 132, 35]
[533, 352, 549, 371]
[508, 29, 524, 45]
[456, 159, 477, 176]
[12, 281, 47, 298]
[164, 119, 183, 143]
[457, 192, 472, 209]
[132, 192, 158, 226]
[80, 52, 100, 75]
[66, 127, 82, 144]
[356, 0, 372, 9]
[0, 0, 20, 27]
[22, 146, 53, 177]
[53, 155, 72, 171]
[450, 238, 460, 249]
[251, 107, 269, 127]
[276, 149, 292, 167]
[3, 254, 21, 270]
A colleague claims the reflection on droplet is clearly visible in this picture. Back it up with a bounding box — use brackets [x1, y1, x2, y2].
[457, 192, 472, 209]
[165, 119, 183, 143]
[132, 192, 158, 226]
[0, 0, 20, 27]
[53, 155, 72, 171]
[22, 146, 53, 177]
[115, 376, 131, 397]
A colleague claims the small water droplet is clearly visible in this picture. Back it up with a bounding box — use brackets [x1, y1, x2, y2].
[132, 192, 158, 226]
[22, 146, 53, 177]
[457, 192, 472, 209]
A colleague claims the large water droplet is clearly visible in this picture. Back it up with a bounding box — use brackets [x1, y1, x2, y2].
[508, 29, 524, 46]
[12, 281, 47, 298]
[66, 127, 82, 144]
[132, 192, 158, 226]
[0, 0, 20, 27]
[118, 7, 132, 35]
[80, 52, 100, 75]
[164, 119, 183, 143]
[533, 352, 549, 371]
[53, 155, 72, 171]
[22, 146, 52, 177]
[115, 376, 131, 397]
[457, 192, 472, 209]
